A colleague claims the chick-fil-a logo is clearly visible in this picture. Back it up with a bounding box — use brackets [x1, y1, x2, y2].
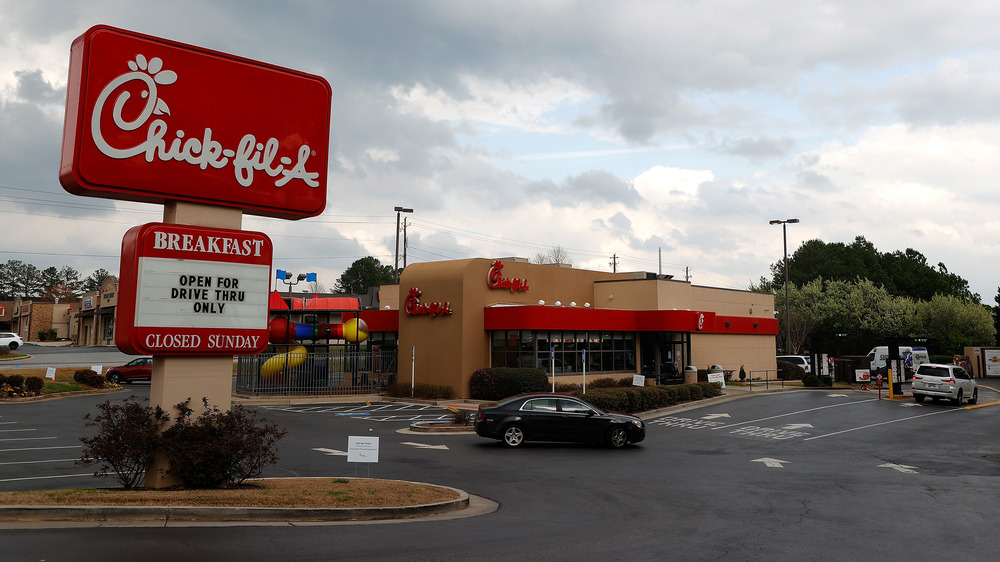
[487, 260, 529, 293]
[404, 288, 453, 318]
[90, 54, 319, 189]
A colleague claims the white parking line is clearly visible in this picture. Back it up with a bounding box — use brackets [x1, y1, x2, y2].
[711, 399, 880, 431]
[0, 459, 78, 466]
[0, 437, 56, 442]
[0, 473, 96, 483]
[0, 429, 36, 433]
[803, 408, 961, 440]
[0, 446, 81, 453]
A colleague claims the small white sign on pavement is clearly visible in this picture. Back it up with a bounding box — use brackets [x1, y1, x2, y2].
[707, 372, 725, 388]
[632, 374, 645, 387]
[45, 367, 56, 380]
[347, 436, 380, 463]
[91, 365, 103, 374]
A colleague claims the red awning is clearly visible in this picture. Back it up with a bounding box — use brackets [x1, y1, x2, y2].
[269, 291, 361, 311]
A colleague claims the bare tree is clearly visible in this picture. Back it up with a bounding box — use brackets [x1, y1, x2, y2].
[531, 246, 573, 266]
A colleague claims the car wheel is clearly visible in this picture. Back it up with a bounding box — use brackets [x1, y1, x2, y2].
[7, 342, 17, 350]
[108, 372, 122, 385]
[969, 388, 978, 405]
[951, 389, 963, 406]
[606, 426, 628, 449]
[913, 394, 925, 403]
[502, 424, 525, 448]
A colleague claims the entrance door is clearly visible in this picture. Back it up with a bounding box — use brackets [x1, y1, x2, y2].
[639, 332, 687, 384]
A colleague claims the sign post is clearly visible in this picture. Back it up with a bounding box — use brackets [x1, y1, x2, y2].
[59, 25, 332, 488]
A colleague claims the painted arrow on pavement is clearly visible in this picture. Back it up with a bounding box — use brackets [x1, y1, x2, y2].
[401, 442, 450, 450]
[752, 457, 789, 468]
[827, 393, 849, 397]
[878, 463, 918, 474]
[782, 423, 813, 430]
[901, 403, 924, 407]
[702, 413, 731, 420]
[313, 448, 348, 456]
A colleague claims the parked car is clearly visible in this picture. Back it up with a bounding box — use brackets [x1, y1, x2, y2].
[776, 355, 811, 373]
[106, 357, 153, 384]
[912, 363, 978, 406]
[0, 332, 23, 351]
[474, 393, 645, 448]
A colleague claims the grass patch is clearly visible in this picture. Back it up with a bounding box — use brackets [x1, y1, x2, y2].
[0, 478, 459, 509]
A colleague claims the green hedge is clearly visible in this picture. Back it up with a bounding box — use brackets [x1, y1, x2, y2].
[572, 382, 722, 413]
[469, 367, 549, 401]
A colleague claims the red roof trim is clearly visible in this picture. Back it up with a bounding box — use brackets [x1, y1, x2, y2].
[483, 306, 777, 335]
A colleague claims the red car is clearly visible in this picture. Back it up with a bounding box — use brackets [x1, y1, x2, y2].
[106, 357, 153, 384]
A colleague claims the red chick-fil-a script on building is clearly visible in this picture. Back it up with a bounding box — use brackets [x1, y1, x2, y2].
[59, 25, 332, 219]
[403, 288, 453, 318]
[487, 260, 529, 292]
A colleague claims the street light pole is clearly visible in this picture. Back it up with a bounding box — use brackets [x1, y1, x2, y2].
[769, 218, 799, 354]
[393, 206, 413, 282]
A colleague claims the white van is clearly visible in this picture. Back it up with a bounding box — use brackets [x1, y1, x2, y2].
[866, 346, 930, 378]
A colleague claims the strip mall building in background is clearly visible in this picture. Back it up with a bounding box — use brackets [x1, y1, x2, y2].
[360, 258, 779, 398]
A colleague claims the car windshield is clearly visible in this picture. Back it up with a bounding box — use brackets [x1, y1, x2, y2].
[917, 367, 951, 378]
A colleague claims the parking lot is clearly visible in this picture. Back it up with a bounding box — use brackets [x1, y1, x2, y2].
[2, 382, 999, 560]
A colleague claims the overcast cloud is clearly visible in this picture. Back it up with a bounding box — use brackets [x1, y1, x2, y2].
[1, 0, 999, 299]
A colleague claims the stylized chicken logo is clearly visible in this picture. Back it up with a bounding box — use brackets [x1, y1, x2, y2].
[91, 54, 177, 158]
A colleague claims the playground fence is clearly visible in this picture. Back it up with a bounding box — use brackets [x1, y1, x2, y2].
[235, 349, 398, 396]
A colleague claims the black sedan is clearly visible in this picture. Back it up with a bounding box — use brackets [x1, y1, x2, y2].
[474, 393, 645, 448]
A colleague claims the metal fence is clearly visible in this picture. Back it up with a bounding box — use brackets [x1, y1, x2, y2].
[235, 349, 398, 396]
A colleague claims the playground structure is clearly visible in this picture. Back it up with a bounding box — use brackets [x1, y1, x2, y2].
[260, 317, 369, 380]
[234, 316, 395, 396]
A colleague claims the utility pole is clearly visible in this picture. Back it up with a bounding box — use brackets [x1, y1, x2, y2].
[393, 206, 413, 282]
[609, 254, 618, 273]
[403, 218, 409, 268]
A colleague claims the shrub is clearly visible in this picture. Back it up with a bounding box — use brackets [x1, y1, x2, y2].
[24, 376, 44, 394]
[802, 373, 821, 387]
[73, 369, 106, 388]
[451, 408, 472, 425]
[738, 365, 747, 381]
[554, 382, 582, 393]
[78, 397, 169, 489]
[5, 374, 24, 389]
[0, 373, 6, 385]
[572, 382, 723, 413]
[160, 398, 288, 488]
[469, 367, 548, 400]
[588, 377, 630, 389]
[776, 360, 805, 381]
[1, 345, 9, 355]
[385, 382, 454, 399]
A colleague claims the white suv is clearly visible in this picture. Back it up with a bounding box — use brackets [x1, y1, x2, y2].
[776, 355, 811, 373]
[0, 332, 23, 351]
[912, 363, 978, 406]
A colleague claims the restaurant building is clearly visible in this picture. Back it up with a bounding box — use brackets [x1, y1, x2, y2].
[357, 258, 778, 398]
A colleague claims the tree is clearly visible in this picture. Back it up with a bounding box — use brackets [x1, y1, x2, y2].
[335, 257, 395, 294]
[82, 268, 111, 293]
[531, 246, 573, 266]
[914, 295, 996, 354]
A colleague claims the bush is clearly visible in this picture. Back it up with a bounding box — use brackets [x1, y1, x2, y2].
[572, 382, 723, 413]
[588, 377, 631, 388]
[5, 374, 25, 389]
[802, 373, 821, 387]
[74, 369, 106, 389]
[24, 376, 44, 394]
[0, 373, 6, 385]
[385, 382, 454, 399]
[160, 398, 288, 488]
[776, 360, 805, 381]
[469, 367, 549, 400]
[78, 397, 169, 489]
[0, 345, 9, 355]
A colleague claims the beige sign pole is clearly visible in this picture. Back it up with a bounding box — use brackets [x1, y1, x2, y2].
[143, 201, 243, 488]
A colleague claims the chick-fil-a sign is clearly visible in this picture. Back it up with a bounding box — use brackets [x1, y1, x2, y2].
[403, 288, 453, 318]
[60, 25, 332, 219]
[487, 260, 529, 293]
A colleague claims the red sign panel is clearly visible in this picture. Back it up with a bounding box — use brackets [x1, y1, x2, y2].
[116, 223, 273, 355]
[60, 25, 331, 219]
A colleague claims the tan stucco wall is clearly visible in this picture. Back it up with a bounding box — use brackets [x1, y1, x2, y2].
[397, 259, 777, 397]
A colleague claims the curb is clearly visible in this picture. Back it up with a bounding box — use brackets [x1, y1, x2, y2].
[0, 480, 479, 526]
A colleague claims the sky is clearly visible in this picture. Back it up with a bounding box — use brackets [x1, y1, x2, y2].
[2, 0, 999, 300]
